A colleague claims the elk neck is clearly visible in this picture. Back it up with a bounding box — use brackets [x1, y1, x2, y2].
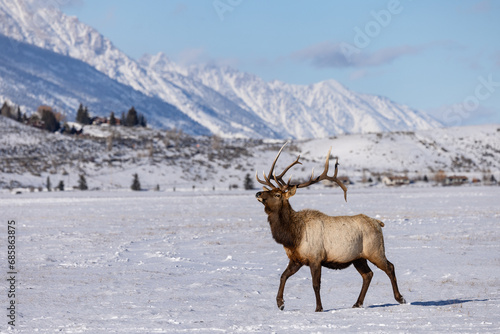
[266, 199, 302, 249]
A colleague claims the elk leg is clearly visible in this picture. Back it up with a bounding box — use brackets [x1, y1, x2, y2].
[385, 260, 406, 304]
[276, 260, 302, 310]
[372, 258, 406, 305]
[352, 258, 373, 308]
[310, 262, 323, 312]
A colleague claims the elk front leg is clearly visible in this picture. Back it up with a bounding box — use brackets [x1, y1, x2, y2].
[310, 262, 323, 312]
[277, 260, 302, 310]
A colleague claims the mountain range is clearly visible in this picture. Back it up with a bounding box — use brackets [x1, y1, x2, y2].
[0, 0, 441, 139]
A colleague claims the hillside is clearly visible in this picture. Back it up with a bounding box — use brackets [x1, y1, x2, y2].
[0, 34, 208, 135]
[0, 0, 440, 139]
[1, 116, 498, 191]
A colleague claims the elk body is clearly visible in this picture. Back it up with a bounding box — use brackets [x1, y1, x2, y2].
[255, 143, 405, 312]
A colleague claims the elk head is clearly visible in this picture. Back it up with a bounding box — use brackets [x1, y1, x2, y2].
[255, 142, 347, 211]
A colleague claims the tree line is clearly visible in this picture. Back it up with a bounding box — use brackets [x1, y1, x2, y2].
[1, 101, 147, 133]
[76, 104, 147, 127]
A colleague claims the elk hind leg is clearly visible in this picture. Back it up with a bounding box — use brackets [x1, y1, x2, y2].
[277, 260, 302, 310]
[371, 257, 406, 304]
[352, 258, 373, 308]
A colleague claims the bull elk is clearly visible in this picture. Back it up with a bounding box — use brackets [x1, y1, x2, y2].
[255, 142, 406, 312]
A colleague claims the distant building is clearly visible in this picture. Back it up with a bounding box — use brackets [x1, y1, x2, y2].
[91, 116, 108, 125]
[382, 175, 410, 186]
[444, 175, 468, 186]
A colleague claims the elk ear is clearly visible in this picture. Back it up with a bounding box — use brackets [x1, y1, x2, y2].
[285, 185, 297, 199]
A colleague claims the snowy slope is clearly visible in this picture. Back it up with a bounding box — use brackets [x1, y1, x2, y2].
[1, 187, 499, 332]
[0, 0, 441, 139]
[187, 64, 441, 138]
[0, 0, 277, 138]
[0, 34, 209, 134]
[0, 116, 498, 191]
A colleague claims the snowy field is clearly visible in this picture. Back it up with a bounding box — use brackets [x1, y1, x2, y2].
[1, 186, 499, 333]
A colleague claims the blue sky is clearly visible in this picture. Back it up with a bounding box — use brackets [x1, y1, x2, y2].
[62, 0, 500, 126]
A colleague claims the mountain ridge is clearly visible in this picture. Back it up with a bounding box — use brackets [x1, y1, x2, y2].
[0, 0, 442, 139]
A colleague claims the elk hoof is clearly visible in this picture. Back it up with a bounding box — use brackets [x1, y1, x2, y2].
[352, 302, 363, 308]
[397, 296, 407, 304]
[277, 299, 285, 311]
[315, 306, 323, 312]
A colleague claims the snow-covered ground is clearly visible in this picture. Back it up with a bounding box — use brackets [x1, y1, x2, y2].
[1, 186, 499, 333]
[1, 115, 499, 192]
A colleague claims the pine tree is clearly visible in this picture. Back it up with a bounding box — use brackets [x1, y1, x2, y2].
[76, 103, 84, 123]
[76, 104, 90, 125]
[131, 173, 141, 191]
[126, 107, 138, 127]
[57, 180, 64, 191]
[244, 173, 254, 190]
[138, 113, 147, 127]
[46, 176, 52, 192]
[41, 109, 60, 132]
[109, 111, 116, 126]
[78, 174, 88, 190]
[83, 106, 90, 125]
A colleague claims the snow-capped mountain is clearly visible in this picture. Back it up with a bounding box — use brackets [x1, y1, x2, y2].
[0, 0, 278, 138]
[186, 64, 441, 137]
[0, 34, 210, 135]
[0, 0, 441, 139]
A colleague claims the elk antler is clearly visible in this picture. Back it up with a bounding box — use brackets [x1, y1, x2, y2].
[256, 143, 348, 201]
[294, 147, 347, 201]
[255, 142, 292, 190]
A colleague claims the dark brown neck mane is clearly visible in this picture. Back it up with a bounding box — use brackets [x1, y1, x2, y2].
[265, 200, 302, 248]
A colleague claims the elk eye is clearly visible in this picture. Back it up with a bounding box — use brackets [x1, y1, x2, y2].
[274, 193, 281, 198]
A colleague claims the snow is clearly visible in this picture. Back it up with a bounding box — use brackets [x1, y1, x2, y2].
[0, 0, 441, 139]
[1, 186, 499, 332]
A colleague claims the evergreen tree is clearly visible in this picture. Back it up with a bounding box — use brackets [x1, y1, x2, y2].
[57, 180, 64, 191]
[41, 109, 60, 132]
[76, 103, 84, 123]
[244, 173, 254, 190]
[131, 173, 141, 191]
[78, 174, 88, 190]
[83, 106, 90, 124]
[109, 111, 117, 126]
[76, 104, 90, 125]
[46, 176, 52, 192]
[126, 107, 139, 127]
[138, 113, 147, 127]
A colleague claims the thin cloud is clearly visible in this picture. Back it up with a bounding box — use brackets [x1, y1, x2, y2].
[176, 47, 240, 69]
[292, 41, 453, 69]
[427, 102, 500, 127]
[470, 0, 492, 13]
[349, 68, 388, 81]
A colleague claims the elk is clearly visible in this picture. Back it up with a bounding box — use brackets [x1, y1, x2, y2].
[255, 142, 406, 312]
